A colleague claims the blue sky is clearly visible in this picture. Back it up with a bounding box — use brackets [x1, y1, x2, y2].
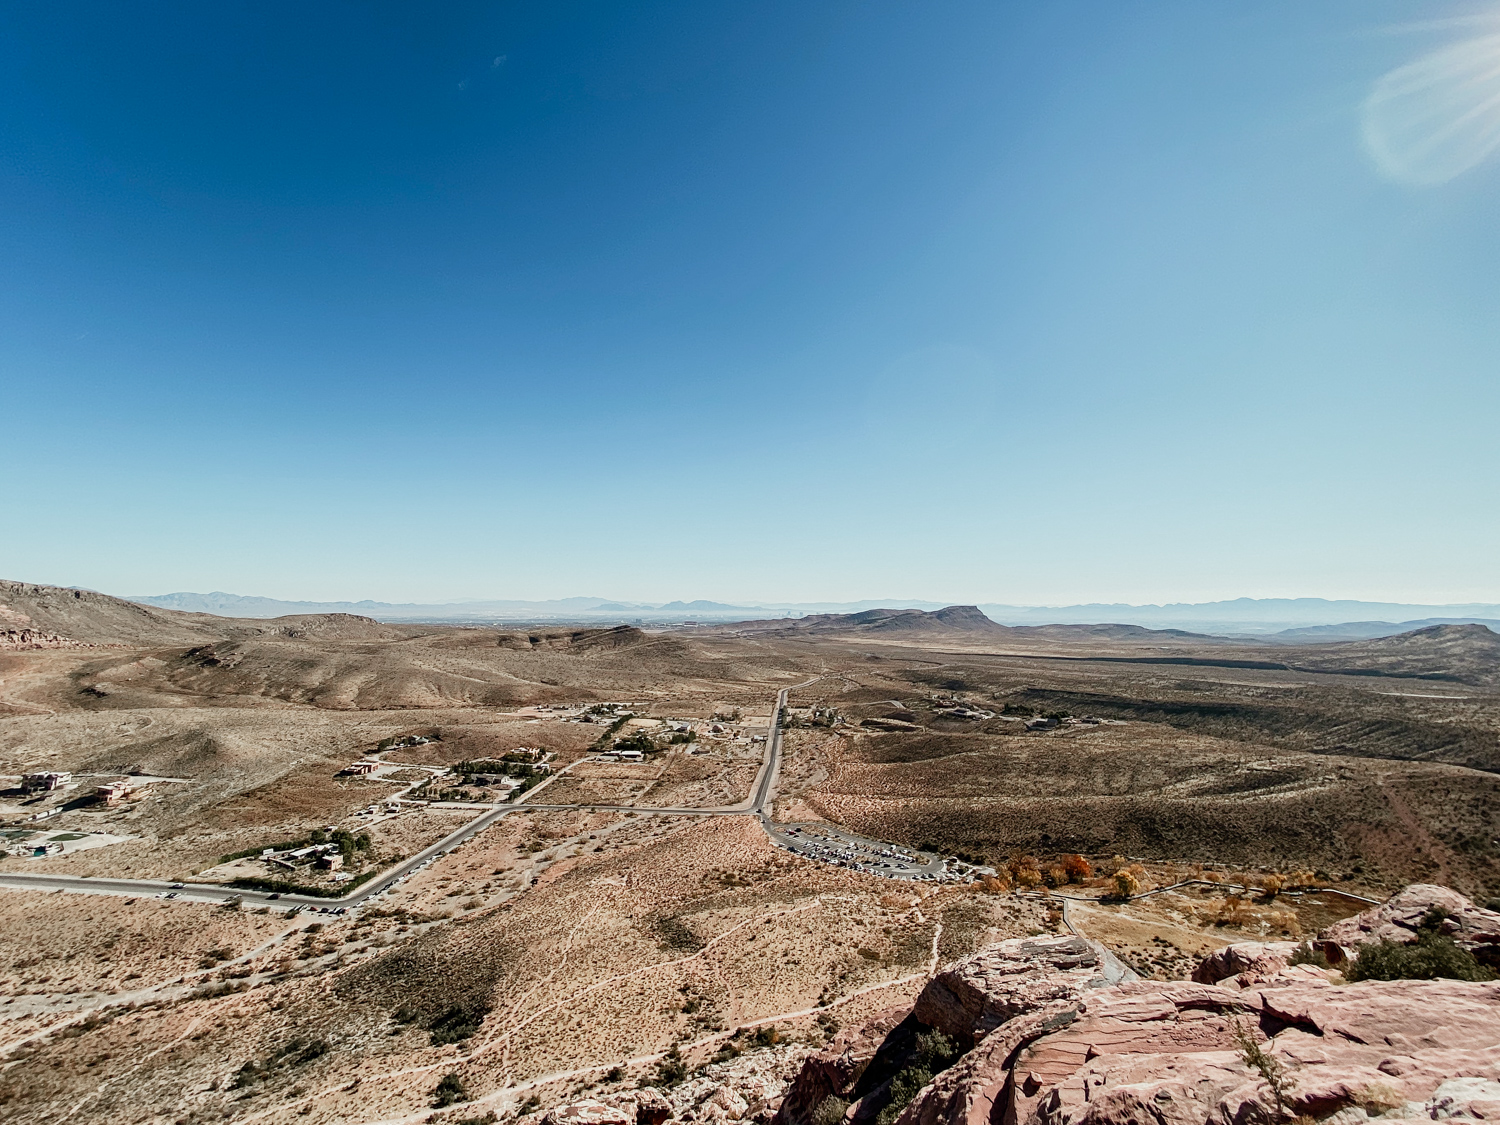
[3, 2, 1498, 605]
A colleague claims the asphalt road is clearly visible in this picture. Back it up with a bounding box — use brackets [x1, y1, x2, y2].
[0, 678, 819, 911]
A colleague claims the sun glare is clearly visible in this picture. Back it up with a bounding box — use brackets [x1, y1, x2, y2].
[1363, 30, 1500, 185]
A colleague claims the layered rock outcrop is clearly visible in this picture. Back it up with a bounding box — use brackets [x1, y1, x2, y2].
[1320, 885, 1500, 968]
[913, 936, 1138, 1043]
[770, 885, 1500, 1125]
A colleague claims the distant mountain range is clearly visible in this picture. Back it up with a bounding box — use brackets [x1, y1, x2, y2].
[121, 591, 1500, 637]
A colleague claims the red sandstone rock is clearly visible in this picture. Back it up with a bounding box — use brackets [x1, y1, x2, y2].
[1319, 884, 1500, 966]
[774, 1007, 909, 1125]
[899, 977, 1500, 1125]
[791, 888, 1500, 1125]
[912, 936, 1138, 1043]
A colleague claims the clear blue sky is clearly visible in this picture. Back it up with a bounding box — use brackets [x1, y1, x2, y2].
[3, 2, 1498, 605]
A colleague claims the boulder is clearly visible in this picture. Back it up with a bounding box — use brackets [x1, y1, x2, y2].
[912, 935, 1137, 1043]
[544, 1101, 633, 1125]
[897, 976, 1500, 1125]
[1190, 941, 1299, 985]
[706, 1086, 750, 1121]
[633, 1089, 673, 1125]
[1320, 884, 1500, 966]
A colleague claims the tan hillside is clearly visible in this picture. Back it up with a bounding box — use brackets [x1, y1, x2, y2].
[1282, 622, 1500, 686]
[0, 578, 234, 646]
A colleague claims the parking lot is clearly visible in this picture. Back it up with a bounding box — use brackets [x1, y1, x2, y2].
[765, 822, 949, 881]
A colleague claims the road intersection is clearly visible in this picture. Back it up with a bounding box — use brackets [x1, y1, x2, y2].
[0, 677, 952, 911]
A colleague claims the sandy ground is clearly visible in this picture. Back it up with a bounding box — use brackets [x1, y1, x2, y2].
[0, 890, 292, 1002]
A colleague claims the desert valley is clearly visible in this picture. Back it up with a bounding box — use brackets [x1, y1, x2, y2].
[1, 579, 1498, 1125]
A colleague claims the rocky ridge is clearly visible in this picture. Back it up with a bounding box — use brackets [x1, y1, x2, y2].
[534, 886, 1500, 1125]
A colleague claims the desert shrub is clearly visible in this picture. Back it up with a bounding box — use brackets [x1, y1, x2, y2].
[754, 1024, 780, 1047]
[979, 873, 1011, 894]
[647, 1045, 688, 1088]
[454, 1114, 498, 1125]
[1062, 854, 1092, 883]
[875, 1067, 931, 1125]
[1112, 870, 1140, 900]
[429, 1005, 488, 1046]
[1347, 933, 1491, 982]
[605, 1066, 625, 1082]
[874, 1031, 960, 1125]
[1231, 1018, 1287, 1113]
[433, 1072, 470, 1107]
[228, 1038, 330, 1088]
[813, 1096, 850, 1125]
[1288, 942, 1330, 969]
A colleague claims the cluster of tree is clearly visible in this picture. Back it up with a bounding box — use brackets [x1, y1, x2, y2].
[455, 758, 547, 778]
[1008, 853, 1094, 890]
[613, 730, 662, 755]
[310, 826, 373, 863]
[783, 705, 840, 729]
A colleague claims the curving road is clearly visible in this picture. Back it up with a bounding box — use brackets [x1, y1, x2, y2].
[0, 679, 818, 912]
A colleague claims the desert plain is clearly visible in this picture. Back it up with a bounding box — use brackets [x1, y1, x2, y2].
[1, 581, 1498, 1125]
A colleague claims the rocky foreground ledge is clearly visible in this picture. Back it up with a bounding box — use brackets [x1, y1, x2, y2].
[539, 886, 1500, 1125]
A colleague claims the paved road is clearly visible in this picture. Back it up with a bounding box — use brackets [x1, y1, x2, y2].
[0, 803, 520, 912]
[0, 678, 820, 910]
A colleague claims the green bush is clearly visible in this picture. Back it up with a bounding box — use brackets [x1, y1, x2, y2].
[1347, 933, 1491, 982]
[813, 1097, 849, 1125]
[1288, 942, 1330, 969]
[429, 1006, 488, 1046]
[433, 1073, 470, 1107]
[874, 1031, 960, 1125]
[1347, 908, 1493, 983]
[646, 1045, 688, 1088]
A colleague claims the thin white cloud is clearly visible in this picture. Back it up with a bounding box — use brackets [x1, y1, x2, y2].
[1362, 32, 1500, 185]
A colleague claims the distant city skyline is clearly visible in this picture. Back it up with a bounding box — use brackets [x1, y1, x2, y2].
[3, 3, 1498, 603]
